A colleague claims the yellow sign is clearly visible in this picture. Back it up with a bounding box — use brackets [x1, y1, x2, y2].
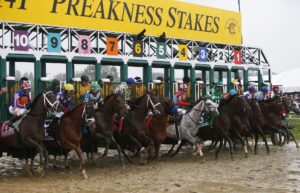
[0, 0, 242, 45]
[179, 45, 188, 61]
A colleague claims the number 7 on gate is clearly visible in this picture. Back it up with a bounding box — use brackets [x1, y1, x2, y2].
[107, 37, 118, 56]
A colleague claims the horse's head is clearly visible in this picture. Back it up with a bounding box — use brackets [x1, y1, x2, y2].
[112, 94, 128, 116]
[281, 96, 293, 113]
[248, 98, 263, 117]
[291, 100, 300, 114]
[43, 91, 64, 112]
[146, 93, 164, 115]
[231, 95, 251, 114]
[203, 98, 219, 117]
[83, 102, 96, 132]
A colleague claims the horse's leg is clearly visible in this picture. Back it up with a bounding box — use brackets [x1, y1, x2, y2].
[41, 144, 49, 174]
[137, 134, 155, 163]
[287, 129, 299, 148]
[184, 133, 204, 157]
[128, 135, 143, 158]
[170, 140, 186, 157]
[110, 136, 125, 168]
[254, 129, 259, 155]
[101, 138, 109, 158]
[165, 143, 176, 156]
[25, 137, 45, 175]
[257, 126, 270, 155]
[215, 140, 223, 160]
[154, 142, 161, 160]
[74, 146, 88, 179]
[233, 129, 248, 158]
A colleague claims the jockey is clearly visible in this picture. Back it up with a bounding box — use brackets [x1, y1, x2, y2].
[75, 75, 91, 103]
[57, 84, 74, 113]
[173, 83, 188, 115]
[133, 76, 146, 99]
[84, 83, 101, 108]
[114, 77, 136, 102]
[271, 85, 281, 98]
[51, 79, 61, 95]
[48, 84, 74, 132]
[209, 81, 223, 103]
[113, 77, 136, 133]
[255, 83, 270, 102]
[244, 86, 257, 100]
[8, 81, 31, 126]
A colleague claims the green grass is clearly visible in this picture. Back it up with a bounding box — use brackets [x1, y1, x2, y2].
[287, 114, 300, 139]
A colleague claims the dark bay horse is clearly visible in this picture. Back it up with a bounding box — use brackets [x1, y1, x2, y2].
[0, 91, 63, 175]
[89, 94, 128, 166]
[247, 98, 270, 155]
[52, 103, 96, 179]
[120, 93, 163, 164]
[145, 98, 175, 160]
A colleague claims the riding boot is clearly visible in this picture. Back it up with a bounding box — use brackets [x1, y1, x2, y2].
[7, 115, 21, 129]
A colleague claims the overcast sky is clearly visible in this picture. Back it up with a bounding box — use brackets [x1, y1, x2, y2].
[11, 0, 300, 79]
[182, 0, 300, 74]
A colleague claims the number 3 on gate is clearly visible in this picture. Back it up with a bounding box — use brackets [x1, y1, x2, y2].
[48, 33, 61, 53]
[179, 45, 188, 61]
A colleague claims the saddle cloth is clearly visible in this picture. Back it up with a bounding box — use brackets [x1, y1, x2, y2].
[0, 121, 15, 138]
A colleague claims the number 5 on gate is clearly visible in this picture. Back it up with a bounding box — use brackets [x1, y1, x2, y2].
[107, 37, 118, 56]
[179, 45, 188, 61]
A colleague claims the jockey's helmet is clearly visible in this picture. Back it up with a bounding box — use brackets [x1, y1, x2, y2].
[126, 77, 136, 85]
[229, 89, 237, 95]
[64, 84, 75, 91]
[249, 86, 256, 93]
[90, 83, 100, 93]
[52, 79, 60, 86]
[261, 86, 269, 92]
[216, 81, 223, 87]
[134, 76, 142, 83]
[273, 85, 280, 92]
[179, 83, 188, 91]
[21, 82, 31, 90]
[183, 76, 190, 84]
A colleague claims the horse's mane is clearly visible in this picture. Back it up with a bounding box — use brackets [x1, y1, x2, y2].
[219, 94, 238, 108]
[64, 104, 84, 115]
[103, 94, 115, 103]
[186, 98, 204, 114]
[29, 92, 43, 109]
[262, 96, 280, 104]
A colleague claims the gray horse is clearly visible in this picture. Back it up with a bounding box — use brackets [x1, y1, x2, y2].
[166, 98, 219, 156]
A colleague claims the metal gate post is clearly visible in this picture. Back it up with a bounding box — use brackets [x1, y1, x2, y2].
[121, 62, 128, 82]
[9, 61, 15, 76]
[95, 62, 101, 82]
[34, 59, 41, 96]
[0, 57, 7, 120]
[202, 70, 207, 96]
[170, 65, 175, 98]
[191, 67, 195, 102]
[243, 69, 249, 91]
[66, 60, 73, 83]
[227, 69, 232, 92]
[144, 63, 152, 87]
[209, 68, 214, 85]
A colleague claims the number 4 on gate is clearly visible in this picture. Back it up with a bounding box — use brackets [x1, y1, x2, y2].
[48, 33, 61, 53]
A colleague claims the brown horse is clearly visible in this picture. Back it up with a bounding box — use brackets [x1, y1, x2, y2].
[145, 98, 175, 160]
[120, 93, 164, 164]
[0, 91, 63, 175]
[85, 94, 128, 166]
[247, 98, 270, 155]
[56, 103, 96, 179]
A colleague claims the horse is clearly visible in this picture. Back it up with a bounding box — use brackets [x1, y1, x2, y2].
[119, 93, 164, 164]
[86, 94, 128, 167]
[247, 98, 270, 155]
[145, 97, 176, 160]
[54, 103, 96, 179]
[0, 91, 63, 175]
[165, 98, 219, 158]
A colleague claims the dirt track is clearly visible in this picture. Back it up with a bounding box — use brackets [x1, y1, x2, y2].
[0, 143, 300, 193]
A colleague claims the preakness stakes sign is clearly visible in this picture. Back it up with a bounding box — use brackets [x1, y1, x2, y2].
[0, 0, 242, 45]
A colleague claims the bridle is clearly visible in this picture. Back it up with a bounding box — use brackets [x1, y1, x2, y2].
[146, 94, 161, 114]
[82, 104, 95, 127]
[43, 91, 60, 111]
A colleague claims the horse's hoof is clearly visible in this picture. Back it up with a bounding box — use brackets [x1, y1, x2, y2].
[245, 154, 248, 158]
[36, 166, 44, 174]
[82, 169, 88, 179]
